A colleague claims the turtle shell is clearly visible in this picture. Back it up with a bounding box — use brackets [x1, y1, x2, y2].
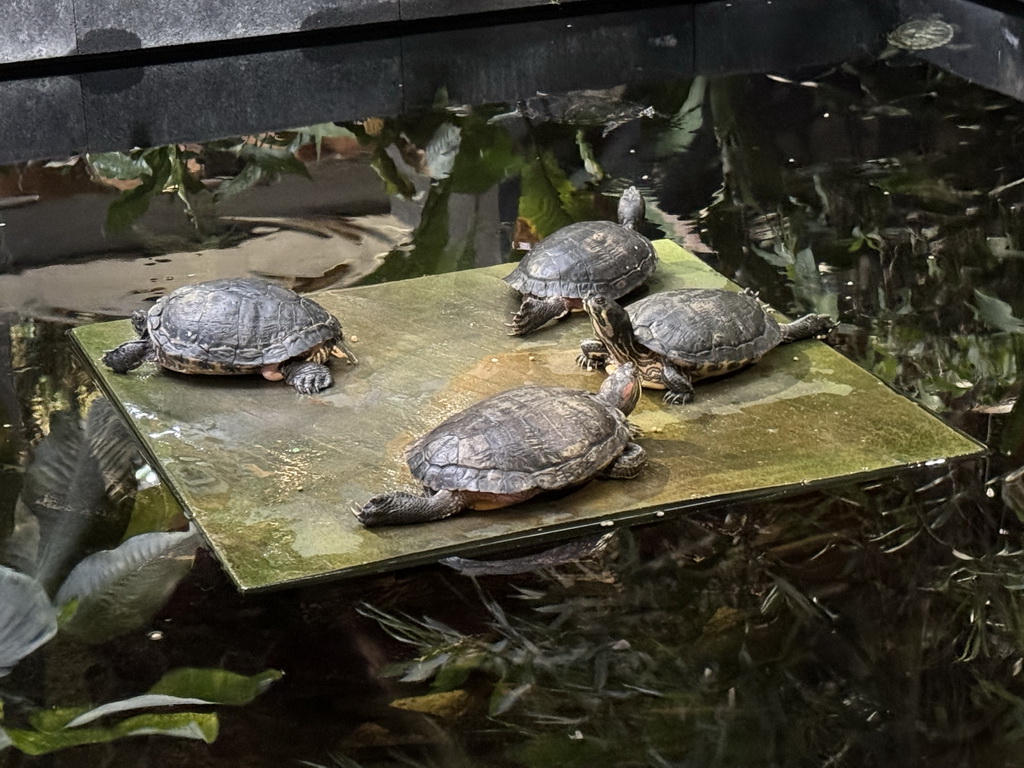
[505, 220, 657, 299]
[406, 385, 632, 496]
[147, 278, 342, 374]
[629, 288, 782, 373]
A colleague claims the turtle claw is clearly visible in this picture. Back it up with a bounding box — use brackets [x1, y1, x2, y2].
[662, 389, 693, 406]
[576, 353, 606, 371]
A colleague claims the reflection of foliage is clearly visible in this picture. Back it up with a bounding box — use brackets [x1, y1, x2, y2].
[703, 61, 1024, 412]
[361, 464, 1024, 766]
[86, 129, 322, 233]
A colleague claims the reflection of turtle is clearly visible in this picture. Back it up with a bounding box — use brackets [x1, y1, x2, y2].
[102, 278, 356, 394]
[579, 290, 834, 405]
[887, 18, 954, 50]
[504, 187, 658, 335]
[356, 363, 646, 526]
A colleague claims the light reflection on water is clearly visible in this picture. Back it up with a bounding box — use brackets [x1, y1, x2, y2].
[2, 34, 1024, 768]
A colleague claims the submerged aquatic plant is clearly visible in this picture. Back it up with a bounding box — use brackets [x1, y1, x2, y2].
[357, 461, 1024, 767]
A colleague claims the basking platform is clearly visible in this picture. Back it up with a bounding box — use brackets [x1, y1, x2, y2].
[70, 242, 982, 592]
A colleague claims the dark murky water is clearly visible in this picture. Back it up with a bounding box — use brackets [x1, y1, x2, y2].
[5, 5, 1024, 766]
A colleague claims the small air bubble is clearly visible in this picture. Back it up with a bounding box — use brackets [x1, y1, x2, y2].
[148, 631, 164, 641]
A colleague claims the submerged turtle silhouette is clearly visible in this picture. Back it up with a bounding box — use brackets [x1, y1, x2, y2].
[102, 277, 356, 394]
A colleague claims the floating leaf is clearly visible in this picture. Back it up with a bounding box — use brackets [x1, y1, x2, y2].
[148, 667, 283, 705]
[390, 689, 472, 719]
[5, 711, 218, 756]
[64, 695, 208, 729]
[64, 667, 282, 728]
[0, 566, 57, 677]
[54, 527, 200, 643]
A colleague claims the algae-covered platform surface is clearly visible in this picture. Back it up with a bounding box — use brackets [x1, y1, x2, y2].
[70, 242, 983, 591]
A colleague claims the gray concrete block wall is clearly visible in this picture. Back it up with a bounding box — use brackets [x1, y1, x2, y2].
[74, 0, 400, 55]
[0, 0, 581, 67]
[5, 0, 76, 63]
[79, 40, 403, 153]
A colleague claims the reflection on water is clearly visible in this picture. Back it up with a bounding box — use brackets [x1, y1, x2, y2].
[3, 24, 1024, 767]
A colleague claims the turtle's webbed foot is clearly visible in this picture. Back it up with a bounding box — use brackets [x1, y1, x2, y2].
[356, 488, 464, 527]
[781, 313, 837, 343]
[283, 361, 332, 394]
[101, 340, 154, 374]
[604, 441, 647, 479]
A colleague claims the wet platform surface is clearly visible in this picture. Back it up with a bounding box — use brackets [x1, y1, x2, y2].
[70, 242, 983, 591]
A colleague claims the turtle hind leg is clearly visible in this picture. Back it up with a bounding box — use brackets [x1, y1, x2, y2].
[282, 360, 333, 394]
[660, 362, 694, 405]
[508, 295, 570, 336]
[356, 488, 465, 527]
[780, 313, 835, 343]
[602, 442, 647, 479]
[101, 339, 156, 374]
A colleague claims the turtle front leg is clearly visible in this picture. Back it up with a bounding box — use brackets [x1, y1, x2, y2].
[102, 340, 156, 374]
[779, 313, 836, 343]
[602, 442, 647, 479]
[508, 295, 570, 336]
[282, 360, 332, 394]
[577, 338, 610, 371]
[660, 362, 694, 405]
[356, 488, 465, 527]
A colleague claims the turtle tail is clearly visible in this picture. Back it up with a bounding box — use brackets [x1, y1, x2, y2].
[102, 339, 156, 374]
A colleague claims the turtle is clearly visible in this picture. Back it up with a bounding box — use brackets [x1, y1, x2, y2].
[578, 289, 835, 405]
[101, 277, 357, 394]
[887, 18, 954, 51]
[503, 186, 658, 335]
[356, 362, 646, 526]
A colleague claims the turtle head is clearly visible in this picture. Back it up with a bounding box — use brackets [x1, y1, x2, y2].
[583, 294, 635, 351]
[617, 186, 646, 230]
[597, 361, 643, 415]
